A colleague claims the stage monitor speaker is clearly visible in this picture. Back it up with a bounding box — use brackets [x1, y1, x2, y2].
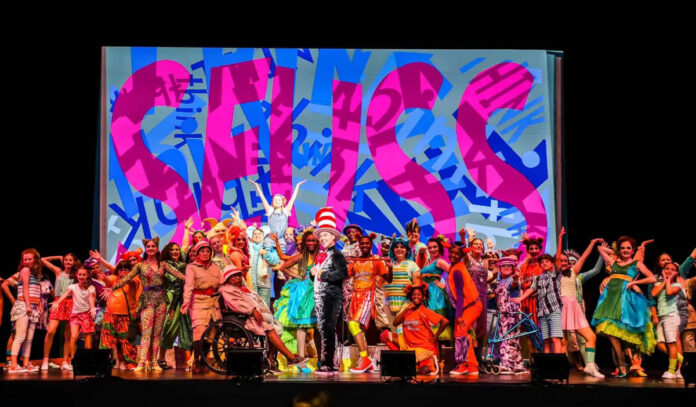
[379, 350, 416, 379]
[681, 352, 696, 388]
[226, 349, 264, 378]
[530, 353, 570, 383]
[72, 349, 113, 377]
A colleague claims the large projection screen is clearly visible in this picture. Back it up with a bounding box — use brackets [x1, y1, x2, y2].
[100, 48, 561, 263]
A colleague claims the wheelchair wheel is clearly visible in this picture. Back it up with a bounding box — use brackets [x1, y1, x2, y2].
[201, 319, 255, 375]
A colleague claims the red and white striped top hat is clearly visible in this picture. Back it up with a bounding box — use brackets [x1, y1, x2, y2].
[313, 207, 342, 240]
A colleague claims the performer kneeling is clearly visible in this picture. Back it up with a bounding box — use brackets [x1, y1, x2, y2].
[383, 283, 449, 375]
[219, 265, 306, 369]
[346, 234, 393, 373]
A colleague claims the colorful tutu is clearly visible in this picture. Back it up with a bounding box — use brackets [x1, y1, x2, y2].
[592, 262, 657, 355]
[274, 277, 316, 329]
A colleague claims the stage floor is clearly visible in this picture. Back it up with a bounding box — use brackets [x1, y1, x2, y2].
[2, 364, 692, 407]
[1, 365, 689, 387]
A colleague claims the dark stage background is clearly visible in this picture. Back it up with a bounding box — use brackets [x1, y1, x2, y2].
[2, 18, 692, 371]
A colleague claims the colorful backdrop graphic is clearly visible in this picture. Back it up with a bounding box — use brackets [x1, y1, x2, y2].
[102, 48, 559, 263]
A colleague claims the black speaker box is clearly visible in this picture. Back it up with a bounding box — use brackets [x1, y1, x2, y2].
[226, 349, 265, 377]
[379, 350, 416, 378]
[72, 349, 113, 377]
[530, 353, 570, 383]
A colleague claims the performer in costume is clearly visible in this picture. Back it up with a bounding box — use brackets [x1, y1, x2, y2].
[247, 226, 280, 307]
[447, 245, 482, 376]
[494, 256, 526, 374]
[311, 207, 349, 374]
[248, 178, 306, 252]
[380, 237, 421, 350]
[219, 265, 307, 369]
[51, 267, 97, 371]
[227, 225, 251, 287]
[99, 260, 142, 370]
[417, 236, 453, 341]
[457, 228, 490, 362]
[273, 229, 319, 369]
[181, 240, 222, 374]
[6, 249, 44, 374]
[554, 228, 605, 377]
[592, 235, 657, 377]
[113, 237, 186, 372]
[345, 233, 393, 373]
[383, 283, 449, 375]
[158, 242, 193, 370]
[407, 218, 429, 266]
[340, 224, 362, 345]
[39, 253, 79, 371]
[374, 235, 394, 334]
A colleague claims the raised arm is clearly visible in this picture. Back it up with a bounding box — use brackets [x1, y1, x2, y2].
[248, 179, 272, 215]
[573, 238, 602, 273]
[181, 217, 194, 254]
[416, 247, 428, 269]
[554, 227, 566, 269]
[596, 243, 616, 267]
[680, 248, 696, 278]
[579, 255, 604, 283]
[40, 256, 64, 277]
[89, 250, 116, 273]
[112, 265, 139, 290]
[284, 179, 306, 213]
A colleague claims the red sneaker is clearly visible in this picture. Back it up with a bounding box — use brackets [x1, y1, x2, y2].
[449, 364, 468, 375]
[465, 365, 480, 376]
[350, 357, 373, 373]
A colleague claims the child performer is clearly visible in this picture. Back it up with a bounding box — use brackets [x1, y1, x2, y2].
[494, 256, 527, 374]
[384, 283, 449, 375]
[50, 267, 96, 371]
[514, 254, 563, 353]
[652, 261, 684, 379]
[345, 234, 393, 373]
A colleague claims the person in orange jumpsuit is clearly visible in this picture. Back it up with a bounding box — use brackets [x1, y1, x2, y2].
[447, 245, 482, 376]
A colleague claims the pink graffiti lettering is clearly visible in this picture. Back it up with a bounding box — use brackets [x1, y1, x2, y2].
[327, 80, 362, 230]
[200, 58, 270, 222]
[366, 63, 456, 241]
[455, 62, 547, 250]
[111, 60, 197, 244]
[269, 66, 297, 225]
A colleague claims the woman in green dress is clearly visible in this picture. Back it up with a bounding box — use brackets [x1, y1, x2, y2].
[158, 242, 193, 370]
[273, 230, 319, 365]
[591, 236, 656, 377]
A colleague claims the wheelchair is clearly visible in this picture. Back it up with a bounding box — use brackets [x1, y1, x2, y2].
[199, 295, 271, 375]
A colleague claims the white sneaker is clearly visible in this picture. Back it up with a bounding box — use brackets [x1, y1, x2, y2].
[41, 361, 50, 371]
[583, 363, 605, 379]
[661, 370, 676, 379]
[61, 362, 73, 371]
[8, 365, 27, 374]
[48, 361, 61, 369]
[675, 369, 683, 380]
